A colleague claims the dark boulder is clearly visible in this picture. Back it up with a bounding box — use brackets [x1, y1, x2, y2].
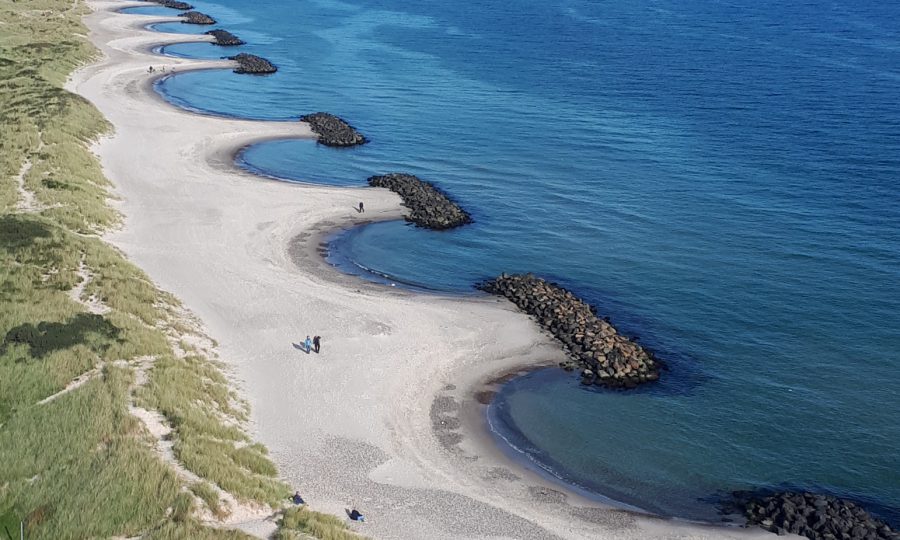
[229, 53, 277, 74]
[300, 112, 367, 147]
[477, 274, 661, 388]
[205, 29, 245, 46]
[367, 173, 473, 230]
[179, 10, 216, 24]
[733, 491, 898, 540]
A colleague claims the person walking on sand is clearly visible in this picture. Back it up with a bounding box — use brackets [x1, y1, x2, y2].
[313, 335, 321, 353]
[358, 201, 365, 213]
[304, 335, 312, 354]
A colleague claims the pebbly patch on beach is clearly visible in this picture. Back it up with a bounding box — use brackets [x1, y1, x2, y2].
[478, 273, 661, 388]
[142, 0, 193, 10]
[205, 29, 245, 46]
[368, 173, 473, 230]
[299, 112, 367, 147]
[179, 10, 216, 24]
[229, 53, 277, 74]
[731, 491, 899, 540]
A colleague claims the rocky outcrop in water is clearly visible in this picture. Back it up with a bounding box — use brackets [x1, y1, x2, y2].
[367, 173, 473, 230]
[299, 112, 367, 147]
[478, 274, 661, 388]
[205, 29, 245, 46]
[179, 10, 216, 24]
[157, 0, 193, 9]
[732, 491, 898, 540]
[229, 53, 277, 74]
[141, 0, 193, 9]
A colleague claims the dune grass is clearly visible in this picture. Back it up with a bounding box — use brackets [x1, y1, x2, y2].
[276, 507, 365, 540]
[0, 0, 338, 537]
[138, 354, 289, 505]
[190, 481, 226, 519]
[0, 365, 182, 537]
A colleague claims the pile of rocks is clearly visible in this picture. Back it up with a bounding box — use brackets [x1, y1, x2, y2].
[205, 29, 245, 46]
[735, 492, 898, 540]
[367, 173, 473, 230]
[299, 112, 367, 147]
[155, 0, 193, 9]
[229, 53, 277, 74]
[478, 273, 661, 388]
[179, 11, 216, 24]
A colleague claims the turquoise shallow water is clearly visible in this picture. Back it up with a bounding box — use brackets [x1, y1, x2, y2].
[143, 0, 900, 523]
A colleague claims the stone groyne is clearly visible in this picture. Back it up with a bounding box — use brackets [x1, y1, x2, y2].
[478, 274, 661, 388]
[732, 491, 898, 540]
[368, 173, 473, 230]
[206, 29, 245, 46]
[299, 112, 367, 147]
[179, 10, 216, 24]
[229, 53, 277, 74]
[156, 0, 193, 9]
[141, 0, 193, 9]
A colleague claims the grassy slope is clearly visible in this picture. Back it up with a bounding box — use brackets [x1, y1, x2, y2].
[0, 0, 356, 537]
[275, 507, 365, 540]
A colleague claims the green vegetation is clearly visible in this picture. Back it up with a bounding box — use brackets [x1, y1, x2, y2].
[0, 0, 312, 537]
[276, 507, 363, 540]
[145, 519, 256, 540]
[190, 481, 225, 519]
[138, 354, 287, 505]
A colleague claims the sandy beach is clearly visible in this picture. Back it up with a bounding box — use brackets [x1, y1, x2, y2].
[68, 2, 785, 538]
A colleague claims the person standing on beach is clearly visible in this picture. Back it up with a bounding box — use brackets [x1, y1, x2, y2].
[304, 335, 312, 354]
[358, 202, 365, 213]
[313, 335, 321, 353]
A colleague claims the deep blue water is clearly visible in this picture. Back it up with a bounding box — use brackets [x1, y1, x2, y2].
[143, 0, 900, 523]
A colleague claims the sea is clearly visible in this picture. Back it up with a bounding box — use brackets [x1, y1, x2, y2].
[126, 0, 900, 524]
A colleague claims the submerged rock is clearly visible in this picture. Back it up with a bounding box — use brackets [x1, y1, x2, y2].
[368, 173, 473, 230]
[300, 112, 367, 147]
[179, 10, 216, 24]
[732, 491, 898, 540]
[205, 29, 245, 46]
[229, 53, 277, 74]
[478, 273, 661, 388]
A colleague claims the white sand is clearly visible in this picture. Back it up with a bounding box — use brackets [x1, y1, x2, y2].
[69, 2, 784, 538]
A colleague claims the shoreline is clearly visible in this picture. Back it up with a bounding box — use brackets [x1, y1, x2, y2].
[478, 367, 698, 521]
[70, 2, 780, 538]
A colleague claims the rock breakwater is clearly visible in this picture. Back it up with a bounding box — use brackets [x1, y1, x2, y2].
[143, 0, 193, 9]
[368, 173, 472, 230]
[179, 10, 215, 24]
[205, 29, 245, 46]
[229, 53, 277, 74]
[478, 274, 661, 388]
[299, 112, 367, 147]
[733, 491, 898, 540]
[157, 0, 192, 9]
